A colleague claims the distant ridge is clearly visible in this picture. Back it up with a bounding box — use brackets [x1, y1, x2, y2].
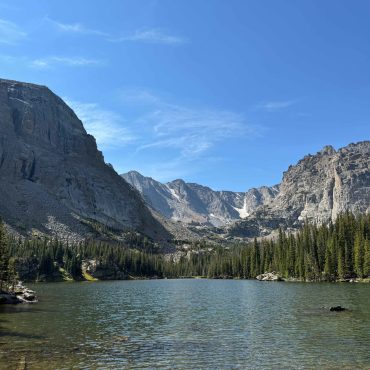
[123, 141, 370, 237]
[121, 171, 279, 227]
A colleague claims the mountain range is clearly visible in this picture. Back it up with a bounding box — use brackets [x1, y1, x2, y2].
[123, 142, 370, 238]
[121, 171, 279, 227]
[0, 78, 369, 244]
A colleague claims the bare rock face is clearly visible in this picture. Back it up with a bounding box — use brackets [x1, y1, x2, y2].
[270, 141, 370, 224]
[122, 171, 278, 226]
[228, 141, 370, 237]
[123, 142, 369, 238]
[256, 272, 283, 281]
[0, 78, 169, 241]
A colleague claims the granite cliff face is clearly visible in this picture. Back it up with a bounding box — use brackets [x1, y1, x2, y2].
[227, 141, 370, 237]
[123, 141, 369, 238]
[122, 171, 279, 226]
[270, 142, 370, 222]
[0, 78, 168, 241]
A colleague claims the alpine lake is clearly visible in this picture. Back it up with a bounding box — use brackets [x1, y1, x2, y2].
[0, 279, 369, 369]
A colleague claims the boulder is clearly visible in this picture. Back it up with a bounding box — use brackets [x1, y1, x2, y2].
[0, 282, 38, 304]
[256, 271, 283, 281]
[0, 291, 22, 304]
[329, 306, 346, 312]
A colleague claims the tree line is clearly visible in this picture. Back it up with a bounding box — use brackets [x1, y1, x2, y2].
[0, 212, 369, 287]
[199, 212, 370, 280]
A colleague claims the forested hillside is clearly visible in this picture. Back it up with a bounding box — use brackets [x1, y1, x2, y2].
[0, 212, 369, 286]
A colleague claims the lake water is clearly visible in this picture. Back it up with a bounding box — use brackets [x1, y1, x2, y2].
[0, 279, 369, 369]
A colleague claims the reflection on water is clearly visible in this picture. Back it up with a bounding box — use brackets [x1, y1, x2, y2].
[0, 280, 369, 369]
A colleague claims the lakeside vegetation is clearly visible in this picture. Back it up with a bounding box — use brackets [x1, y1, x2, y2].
[0, 212, 369, 288]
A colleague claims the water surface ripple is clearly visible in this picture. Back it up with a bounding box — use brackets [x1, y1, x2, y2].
[0, 279, 369, 369]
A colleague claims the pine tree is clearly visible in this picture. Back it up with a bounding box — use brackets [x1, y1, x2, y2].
[364, 239, 370, 277]
[7, 257, 18, 291]
[337, 248, 344, 279]
[354, 231, 364, 278]
[0, 220, 9, 291]
[324, 244, 333, 279]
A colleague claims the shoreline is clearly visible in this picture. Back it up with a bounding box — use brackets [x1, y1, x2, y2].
[23, 275, 370, 284]
[0, 282, 37, 304]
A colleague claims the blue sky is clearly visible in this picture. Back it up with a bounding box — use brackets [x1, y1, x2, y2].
[0, 0, 369, 191]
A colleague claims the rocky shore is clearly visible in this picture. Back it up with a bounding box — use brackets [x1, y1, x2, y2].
[0, 282, 37, 304]
[256, 272, 284, 281]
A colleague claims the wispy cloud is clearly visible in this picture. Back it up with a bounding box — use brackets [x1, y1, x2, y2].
[30, 56, 104, 69]
[66, 100, 135, 149]
[119, 87, 162, 105]
[46, 17, 108, 37]
[136, 156, 197, 182]
[112, 28, 187, 45]
[0, 18, 26, 44]
[117, 88, 262, 179]
[60, 89, 262, 181]
[47, 18, 187, 45]
[257, 100, 297, 111]
[136, 104, 257, 157]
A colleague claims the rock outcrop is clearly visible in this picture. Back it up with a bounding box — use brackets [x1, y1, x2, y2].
[0, 282, 37, 304]
[270, 142, 370, 223]
[0, 78, 169, 242]
[329, 306, 346, 312]
[124, 141, 369, 238]
[256, 272, 283, 281]
[122, 171, 278, 226]
[227, 141, 370, 237]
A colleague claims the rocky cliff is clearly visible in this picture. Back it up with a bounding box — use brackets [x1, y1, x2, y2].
[0, 78, 169, 242]
[122, 170, 279, 226]
[271, 142, 369, 221]
[2, 79, 367, 243]
[227, 141, 370, 237]
[123, 141, 369, 239]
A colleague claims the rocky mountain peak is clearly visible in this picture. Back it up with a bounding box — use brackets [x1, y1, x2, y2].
[122, 171, 279, 227]
[275, 141, 369, 222]
[0, 78, 169, 242]
[319, 145, 336, 156]
[228, 141, 370, 238]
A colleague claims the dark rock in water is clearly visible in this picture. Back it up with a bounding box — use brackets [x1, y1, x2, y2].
[0, 282, 38, 304]
[0, 291, 22, 304]
[330, 306, 346, 312]
[0, 296, 8, 304]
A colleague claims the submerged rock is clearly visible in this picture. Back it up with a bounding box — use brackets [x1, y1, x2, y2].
[0, 291, 21, 304]
[329, 306, 346, 312]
